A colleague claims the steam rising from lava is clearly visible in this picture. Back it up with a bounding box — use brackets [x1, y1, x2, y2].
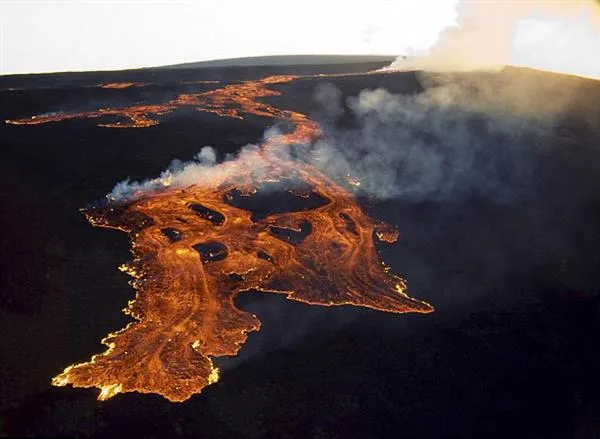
[110, 67, 582, 206]
[387, 0, 600, 80]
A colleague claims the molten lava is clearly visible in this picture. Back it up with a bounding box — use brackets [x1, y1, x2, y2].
[4, 75, 316, 129]
[99, 82, 146, 89]
[16, 73, 433, 401]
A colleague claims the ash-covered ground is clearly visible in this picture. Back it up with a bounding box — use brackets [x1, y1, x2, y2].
[1, 59, 599, 438]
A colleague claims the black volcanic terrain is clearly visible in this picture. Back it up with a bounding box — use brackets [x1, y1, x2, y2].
[1, 58, 600, 438]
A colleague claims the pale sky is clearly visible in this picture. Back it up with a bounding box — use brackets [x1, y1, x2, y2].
[0, 0, 459, 75]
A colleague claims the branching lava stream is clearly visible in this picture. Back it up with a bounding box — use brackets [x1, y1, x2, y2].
[17, 73, 434, 401]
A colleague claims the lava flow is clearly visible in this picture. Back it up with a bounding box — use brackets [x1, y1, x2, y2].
[99, 82, 148, 89]
[4, 75, 315, 129]
[39, 73, 433, 402]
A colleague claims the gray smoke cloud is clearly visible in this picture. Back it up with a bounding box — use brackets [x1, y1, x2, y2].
[304, 69, 587, 203]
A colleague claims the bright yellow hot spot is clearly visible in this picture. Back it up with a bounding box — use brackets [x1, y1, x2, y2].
[98, 384, 123, 401]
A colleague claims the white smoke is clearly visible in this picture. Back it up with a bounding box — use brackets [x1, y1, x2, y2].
[106, 131, 295, 202]
[108, 145, 250, 201]
[386, 0, 600, 80]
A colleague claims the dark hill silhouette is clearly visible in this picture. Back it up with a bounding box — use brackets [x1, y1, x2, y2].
[159, 54, 397, 69]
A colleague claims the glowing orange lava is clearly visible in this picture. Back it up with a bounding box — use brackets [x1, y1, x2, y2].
[99, 82, 144, 89]
[4, 72, 379, 129]
[4, 75, 312, 129]
[22, 73, 433, 401]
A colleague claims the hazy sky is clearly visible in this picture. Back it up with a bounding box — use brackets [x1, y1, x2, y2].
[0, 0, 458, 75]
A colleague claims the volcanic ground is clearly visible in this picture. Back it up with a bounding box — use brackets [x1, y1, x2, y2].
[1, 57, 600, 438]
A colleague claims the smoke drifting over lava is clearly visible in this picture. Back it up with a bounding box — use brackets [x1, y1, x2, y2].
[387, 0, 600, 80]
[109, 67, 589, 207]
[305, 70, 583, 203]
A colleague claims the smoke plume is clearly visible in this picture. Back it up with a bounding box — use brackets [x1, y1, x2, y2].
[387, 0, 600, 80]
[104, 1, 600, 203]
[107, 67, 583, 206]
[304, 69, 585, 202]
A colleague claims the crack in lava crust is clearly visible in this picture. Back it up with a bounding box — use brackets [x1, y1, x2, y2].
[46, 74, 433, 402]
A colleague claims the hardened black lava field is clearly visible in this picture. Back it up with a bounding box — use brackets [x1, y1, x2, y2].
[1, 58, 600, 438]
